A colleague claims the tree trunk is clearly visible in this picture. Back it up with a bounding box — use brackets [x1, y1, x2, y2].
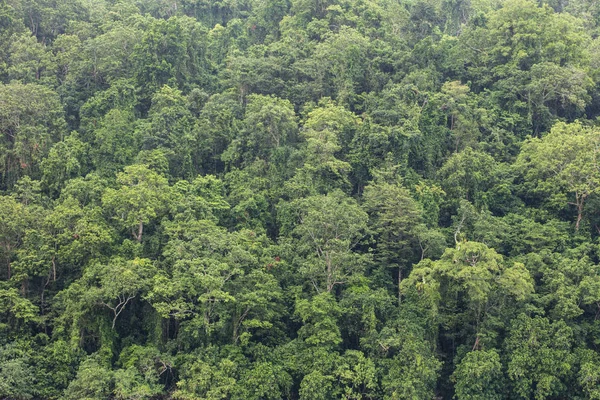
[398, 267, 402, 305]
[575, 193, 586, 232]
[5, 242, 11, 279]
[326, 252, 333, 292]
[575, 207, 583, 232]
[135, 220, 144, 242]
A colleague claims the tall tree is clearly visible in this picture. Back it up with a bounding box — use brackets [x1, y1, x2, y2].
[284, 190, 369, 293]
[516, 121, 600, 231]
[102, 164, 171, 243]
[0, 82, 66, 188]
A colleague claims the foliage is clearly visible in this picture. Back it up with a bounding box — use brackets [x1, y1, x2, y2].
[1, 0, 600, 398]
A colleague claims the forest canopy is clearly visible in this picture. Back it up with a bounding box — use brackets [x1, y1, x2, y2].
[1, 0, 600, 398]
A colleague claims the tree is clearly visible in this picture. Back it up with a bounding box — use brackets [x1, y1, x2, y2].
[64, 257, 157, 330]
[223, 94, 298, 167]
[0, 287, 39, 332]
[452, 350, 505, 400]
[78, 79, 138, 139]
[434, 81, 482, 152]
[0, 82, 66, 188]
[113, 345, 171, 400]
[299, 370, 335, 400]
[153, 211, 280, 347]
[437, 147, 499, 210]
[195, 91, 243, 174]
[102, 164, 171, 242]
[576, 349, 600, 400]
[94, 258, 156, 329]
[7, 32, 55, 84]
[291, 99, 357, 193]
[0, 1, 25, 81]
[505, 315, 574, 400]
[454, 0, 591, 134]
[311, 27, 371, 104]
[173, 355, 238, 400]
[516, 121, 600, 231]
[295, 292, 342, 347]
[88, 108, 140, 176]
[40, 132, 88, 196]
[334, 350, 378, 400]
[0, 342, 37, 400]
[222, 52, 285, 103]
[378, 320, 442, 400]
[139, 85, 196, 177]
[80, 23, 140, 86]
[229, 269, 282, 345]
[285, 190, 369, 293]
[0, 194, 38, 280]
[363, 178, 422, 301]
[132, 16, 213, 108]
[169, 174, 229, 222]
[63, 355, 114, 400]
[3, 0, 600, 398]
[235, 361, 292, 400]
[402, 242, 534, 348]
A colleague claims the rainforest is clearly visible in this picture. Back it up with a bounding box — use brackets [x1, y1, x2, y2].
[1, 0, 600, 398]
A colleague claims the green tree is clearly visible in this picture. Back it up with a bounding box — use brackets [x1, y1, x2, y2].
[229, 269, 282, 345]
[139, 85, 196, 177]
[195, 91, 243, 174]
[452, 350, 504, 400]
[0, 82, 66, 188]
[363, 178, 423, 301]
[437, 147, 499, 210]
[132, 16, 213, 108]
[291, 99, 357, 194]
[235, 361, 292, 400]
[102, 164, 171, 242]
[89, 108, 140, 176]
[173, 355, 238, 400]
[113, 345, 171, 399]
[63, 354, 114, 400]
[434, 81, 483, 152]
[0, 342, 37, 400]
[378, 320, 442, 400]
[285, 190, 369, 293]
[311, 27, 371, 104]
[505, 315, 574, 400]
[223, 94, 298, 167]
[7, 32, 55, 84]
[40, 132, 88, 196]
[92, 257, 157, 329]
[455, 0, 591, 134]
[155, 207, 275, 348]
[403, 242, 534, 348]
[0, 194, 40, 280]
[516, 121, 600, 231]
[296, 292, 342, 347]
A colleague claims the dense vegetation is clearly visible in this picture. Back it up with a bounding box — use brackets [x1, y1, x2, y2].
[1, 0, 600, 398]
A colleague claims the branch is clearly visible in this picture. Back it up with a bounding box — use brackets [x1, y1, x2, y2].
[102, 294, 136, 329]
[454, 212, 467, 245]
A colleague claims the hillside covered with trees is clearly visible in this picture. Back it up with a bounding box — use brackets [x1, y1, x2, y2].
[2, 0, 600, 398]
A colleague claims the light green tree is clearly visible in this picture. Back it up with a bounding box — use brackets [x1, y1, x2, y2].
[102, 164, 171, 242]
[291, 99, 357, 193]
[288, 190, 368, 293]
[517, 121, 600, 231]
